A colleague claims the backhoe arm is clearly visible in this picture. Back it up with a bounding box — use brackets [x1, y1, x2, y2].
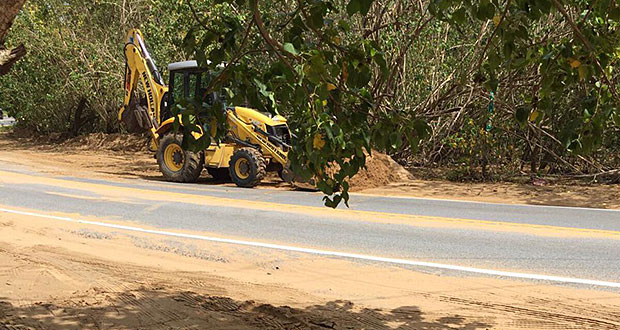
[119, 29, 168, 136]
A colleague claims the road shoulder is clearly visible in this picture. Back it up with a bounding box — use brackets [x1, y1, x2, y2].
[1, 210, 619, 329]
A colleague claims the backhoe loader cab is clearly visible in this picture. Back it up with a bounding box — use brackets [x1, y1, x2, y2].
[120, 29, 303, 188]
[165, 60, 219, 121]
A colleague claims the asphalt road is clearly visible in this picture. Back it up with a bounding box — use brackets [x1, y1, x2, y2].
[1, 163, 619, 288]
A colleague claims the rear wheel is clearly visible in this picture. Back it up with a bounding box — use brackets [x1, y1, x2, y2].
[228, 148, 266, 188]
[156, 133, 203, 183]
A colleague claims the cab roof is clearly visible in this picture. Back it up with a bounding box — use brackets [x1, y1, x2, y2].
[168, 60, 198, 72]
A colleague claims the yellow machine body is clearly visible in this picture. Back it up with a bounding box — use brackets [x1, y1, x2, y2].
[154, 106, 290, 168]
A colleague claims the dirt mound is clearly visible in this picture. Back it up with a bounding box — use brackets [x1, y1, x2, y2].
[348, 151, 412, 191]
[6, 130, 149, 153]
[56, 132, 149, 152]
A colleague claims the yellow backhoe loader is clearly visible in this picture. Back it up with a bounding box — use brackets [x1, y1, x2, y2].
[119, 29, 305, 188]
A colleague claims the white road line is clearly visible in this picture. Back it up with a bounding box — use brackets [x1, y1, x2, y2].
[2, 207, 620, 289]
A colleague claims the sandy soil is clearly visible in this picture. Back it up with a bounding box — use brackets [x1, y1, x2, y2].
[0, 131, 618, 209]
[359, 179, 620, 209]
[1, 210, 620, 329]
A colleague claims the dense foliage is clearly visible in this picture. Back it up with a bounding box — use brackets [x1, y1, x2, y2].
[0, 0, 192, 134]
[179, 0, 620, 205]
[421, 0, 620, 180]
[0, 0, 618, 206]
[176, 0, 436, 206]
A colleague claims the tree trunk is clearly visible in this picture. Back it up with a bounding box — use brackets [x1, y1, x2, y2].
[70, 98, 88, 137]
[0, 0, 27, 76]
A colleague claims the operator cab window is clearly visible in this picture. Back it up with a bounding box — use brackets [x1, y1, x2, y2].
[187, 71, 214, 105]
[164, 71, 186, 121]
[187, 72, 198, 101]
[198, 71, 224, 107]
[167, 70, 222, 121]
[170, 72, 185, 102]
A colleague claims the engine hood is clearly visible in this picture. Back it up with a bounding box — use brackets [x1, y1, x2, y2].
[232, 107, 287, 128]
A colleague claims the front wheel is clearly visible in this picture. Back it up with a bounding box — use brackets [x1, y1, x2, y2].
[228, 148, 266, 188]
[156, 133, 204, 183]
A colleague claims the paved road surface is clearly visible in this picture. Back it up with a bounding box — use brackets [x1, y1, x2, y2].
[1, 163, 619, 289]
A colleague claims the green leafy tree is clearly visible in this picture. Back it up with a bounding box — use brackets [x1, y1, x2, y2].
[0, 0, 193, 134]
[178, 0, 430, 207]
[2, 0, 619, 205]
[429, 0, 620, 165]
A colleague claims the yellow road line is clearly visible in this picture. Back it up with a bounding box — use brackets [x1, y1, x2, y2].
[44, 191, 100, 200]
[1, 170, 619, 239]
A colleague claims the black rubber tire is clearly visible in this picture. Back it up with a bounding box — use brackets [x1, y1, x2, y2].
[156, 133, 204, 183]
[277, 168, 286, 182]
[228, 147, 266, 188]
[207, 167, 231, 181]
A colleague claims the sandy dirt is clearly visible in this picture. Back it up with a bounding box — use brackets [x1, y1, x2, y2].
[0, 131, 618, 209]
[1, 210, 620, 329]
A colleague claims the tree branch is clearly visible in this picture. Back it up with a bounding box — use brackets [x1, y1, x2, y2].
[0, 44, 26, 75]
[251, 0, 299, 72]
[550, 0, 620, 102]
[475, 0, 511, 72]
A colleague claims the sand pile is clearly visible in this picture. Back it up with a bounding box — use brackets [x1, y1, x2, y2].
[57, 133, 149, 152]
[347, 151, 412, 191]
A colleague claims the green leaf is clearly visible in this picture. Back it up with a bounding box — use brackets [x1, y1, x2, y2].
[452, 7, 467, 25]
[515, 106, 530, 125]
[503, 41, 514, 57]
[613, 112, 620, 127]
[412, 119, 430, 139]
[182, 29, 196, 55]
[610, 7, 620, 20]
[373, 52, 388, 76]
[323, 194, 342, 208]
[359, 0, 375, 15]
[346, 0, 360, 16]
[476, 0, 495, 20]
[389, 131, 401, 150]
[283, 43, 298, 56]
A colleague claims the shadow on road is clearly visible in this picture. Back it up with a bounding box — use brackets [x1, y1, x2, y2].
[0, 289, 490, 329]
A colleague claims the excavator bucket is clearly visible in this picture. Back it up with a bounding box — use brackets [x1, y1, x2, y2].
[120, 96, 151, 133]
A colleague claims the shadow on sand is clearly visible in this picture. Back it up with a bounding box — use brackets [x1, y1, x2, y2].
[0, 289, 490, 329]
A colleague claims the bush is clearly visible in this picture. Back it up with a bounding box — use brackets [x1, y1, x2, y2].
[0, 0, 190, 135]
